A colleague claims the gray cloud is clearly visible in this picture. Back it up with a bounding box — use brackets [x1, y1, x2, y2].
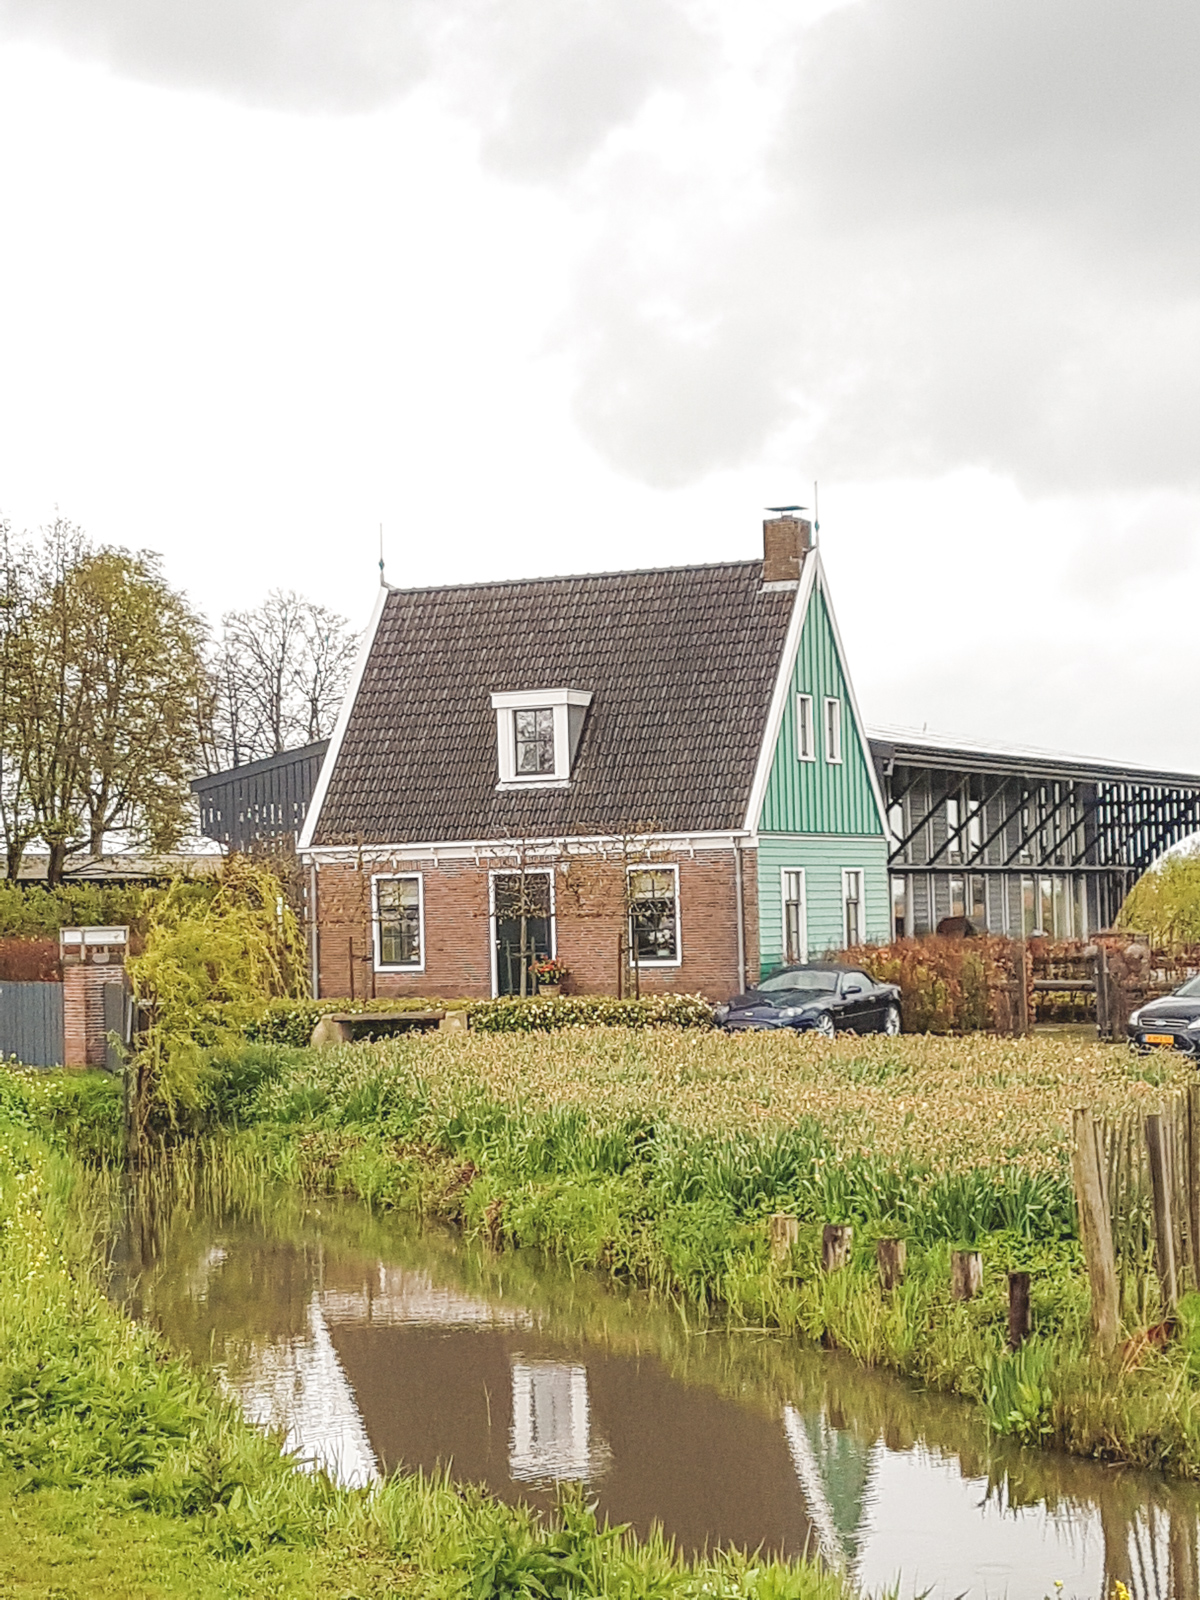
[0, 0, 706, 172]
[562, 0, 1200, 495]
[0, 0, 435, 111]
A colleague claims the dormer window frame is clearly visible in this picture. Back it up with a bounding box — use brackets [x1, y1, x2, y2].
[491, 688, 593, 790]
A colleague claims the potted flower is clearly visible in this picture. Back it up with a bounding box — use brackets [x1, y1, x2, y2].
[533, 957, 569, 998]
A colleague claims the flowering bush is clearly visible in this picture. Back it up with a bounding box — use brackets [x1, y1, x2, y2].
[469, 994, 714, 1032]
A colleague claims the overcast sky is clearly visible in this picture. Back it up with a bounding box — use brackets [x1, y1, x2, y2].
[0, 1, 1196, 769]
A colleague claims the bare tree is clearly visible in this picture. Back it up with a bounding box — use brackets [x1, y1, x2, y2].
[211, 590, 357, 767]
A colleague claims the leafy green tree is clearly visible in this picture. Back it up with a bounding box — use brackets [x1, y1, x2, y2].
[126, 858, 308, 1149]
[1120, 848, 1200, 945]
[0, 519, 210, 882]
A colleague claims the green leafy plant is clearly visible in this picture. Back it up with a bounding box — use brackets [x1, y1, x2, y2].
[469, 994, 714, 1032]
[124, 860, 308, 1146]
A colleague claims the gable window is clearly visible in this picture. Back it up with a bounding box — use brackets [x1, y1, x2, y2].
[374, 874, 423, 970]
[515, 708, 555, 775]
[628, 866, 680, 965]
[491, 688, 593, 788]
[842, 868, 862, 947]
[782, 869, 807, 964]
[795, 694, 816, 762]
[824, 698, 843, 764]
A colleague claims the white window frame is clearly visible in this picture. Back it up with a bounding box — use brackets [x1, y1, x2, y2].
[372, 872, 425, 973]
[488, 868, 557, 998]
[780, 867, 808, 965]
[795, 693, 816, 762]
[491, 688, 592, 789]
[823, 697, 843, 765]
[626, 863, 682, 968]
[842, 867, 864, 948]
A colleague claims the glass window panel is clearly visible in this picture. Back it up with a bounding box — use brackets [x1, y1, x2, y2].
[377, 877, 421, 967]
[783, 870, 806, 963]
[629, 869, 678, 962]
[824, 698, 842, 763]
[843, 869, 862, 946]
[948, 874, 965, 918]
[891, 875, 908, 940]
[514, 708, 556, 775]
[796, 694, 815, 760]
[970, 875, 987, 928]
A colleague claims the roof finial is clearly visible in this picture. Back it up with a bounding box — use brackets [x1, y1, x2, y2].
[379, 522, 385, 587]
[813, 481, 820, 545]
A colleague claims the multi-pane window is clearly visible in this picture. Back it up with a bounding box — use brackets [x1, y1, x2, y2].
[375, 876, 422, 968]
[824, 698, 843, 764]
[514, 708, 555, 776]
[948, 874, 965, 918]
[783, 870, 806, 963]
[628, 867, 679, 964]
[843, 869, 862, 946]
[795, 694, 815, 761]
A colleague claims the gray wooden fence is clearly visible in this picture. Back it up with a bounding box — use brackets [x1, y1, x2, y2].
[0, 981, 64, 1067]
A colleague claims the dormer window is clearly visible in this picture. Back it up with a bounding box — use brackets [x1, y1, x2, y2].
[515, 709, 555, 776]
[491, 688, 593, 789]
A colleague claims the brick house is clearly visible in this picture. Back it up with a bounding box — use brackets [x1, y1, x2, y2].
[298, 514, 889, 1002]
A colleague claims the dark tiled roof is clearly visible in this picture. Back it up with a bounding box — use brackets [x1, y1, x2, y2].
[313, 561, 795, 845]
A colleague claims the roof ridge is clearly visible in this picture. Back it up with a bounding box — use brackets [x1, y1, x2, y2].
[384, 558, 763, 598]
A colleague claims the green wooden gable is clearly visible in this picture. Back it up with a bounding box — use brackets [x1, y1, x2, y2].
[758, 581, 883, 836]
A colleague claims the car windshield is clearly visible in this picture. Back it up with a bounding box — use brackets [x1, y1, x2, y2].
[756, 968, 841, 995]
[1176, 975, 1200, 998]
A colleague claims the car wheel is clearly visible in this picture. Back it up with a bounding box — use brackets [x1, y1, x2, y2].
[881, 1004, 901, 1036]
[813, 1011, 835, 1039]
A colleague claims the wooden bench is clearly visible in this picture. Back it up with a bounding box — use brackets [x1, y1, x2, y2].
[309, 1009, 467, 1047]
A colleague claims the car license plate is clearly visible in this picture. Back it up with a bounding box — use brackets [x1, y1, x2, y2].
[1145, 1033, 1175, 1047]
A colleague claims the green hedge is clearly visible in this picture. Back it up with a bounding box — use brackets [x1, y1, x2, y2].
[468, 994, 714, 1032]
[243, 992, 715, 1044]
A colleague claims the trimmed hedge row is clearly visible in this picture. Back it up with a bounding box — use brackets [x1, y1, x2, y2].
[242, 992, 715, 1045]
[468, 994, 715, 1032]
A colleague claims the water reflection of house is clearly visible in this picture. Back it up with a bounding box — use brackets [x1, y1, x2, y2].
[509, 1362, 598, 1484]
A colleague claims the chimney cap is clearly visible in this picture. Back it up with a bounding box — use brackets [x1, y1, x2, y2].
[765, 505, 806, 515]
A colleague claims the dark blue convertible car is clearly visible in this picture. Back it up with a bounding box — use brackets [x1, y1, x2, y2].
[715, 963, 902, 1036]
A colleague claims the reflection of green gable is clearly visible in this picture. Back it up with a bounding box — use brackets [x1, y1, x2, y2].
[760, 583, 882, 837]
[792, 1410, 874, 1571]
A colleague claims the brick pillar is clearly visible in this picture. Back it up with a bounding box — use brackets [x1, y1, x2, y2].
[62, 963, 126, 1069]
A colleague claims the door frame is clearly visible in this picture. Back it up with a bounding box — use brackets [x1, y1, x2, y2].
[488, 867, 557, 998]
[779, 867, 808, 966]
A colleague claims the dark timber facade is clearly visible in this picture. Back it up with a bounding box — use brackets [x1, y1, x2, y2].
[871, 732, 1200, 939]
[192, 740, 329, 855]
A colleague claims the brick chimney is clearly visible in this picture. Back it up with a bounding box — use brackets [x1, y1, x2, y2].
[762, 513, 812, 585]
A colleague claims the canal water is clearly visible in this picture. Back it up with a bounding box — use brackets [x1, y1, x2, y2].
[116, 1192, 1200, 1599]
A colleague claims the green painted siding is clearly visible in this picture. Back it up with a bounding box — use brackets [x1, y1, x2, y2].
[758, 585, 883, 837]
[756, 834, 890, 974]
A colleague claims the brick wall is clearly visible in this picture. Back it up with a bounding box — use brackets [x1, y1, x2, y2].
[315, 847, 759, 1003]
[63, 963, 125, 1069]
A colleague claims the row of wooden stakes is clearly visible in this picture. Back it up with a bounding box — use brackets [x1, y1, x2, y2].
[768, 1213, 1033, 1348]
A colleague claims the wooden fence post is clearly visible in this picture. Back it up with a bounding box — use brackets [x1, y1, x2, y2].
[822, 1223, 852, 1271]
[1094, 944, 1111, 1040]
[1014, 939, 1030, 1036]
[1008, 1272, 1031, 1348]
[1072, 1106, 1119, 1353]
[769, 1213, 799, 1262]
[1146, 1112, 1179, 1312]
[951, 1250, 982, 1300]
[1188, 1085, 1200, 1290]
[877, 1237, 906, 1291]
